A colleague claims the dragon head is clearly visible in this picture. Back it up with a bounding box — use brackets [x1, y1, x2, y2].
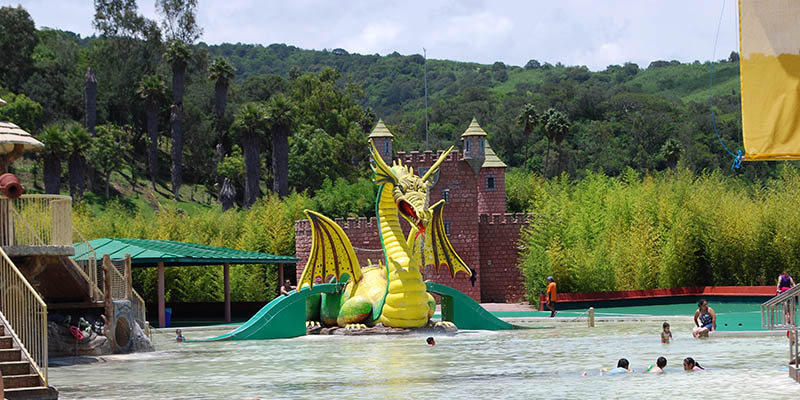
[370, 141, 452, 234]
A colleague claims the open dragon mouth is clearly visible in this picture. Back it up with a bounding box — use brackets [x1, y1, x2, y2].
[398, 200, 425, 235]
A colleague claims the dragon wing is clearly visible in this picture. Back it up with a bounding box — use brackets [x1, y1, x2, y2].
[298, 210, 362, 289]
[408, 200, 472, 278]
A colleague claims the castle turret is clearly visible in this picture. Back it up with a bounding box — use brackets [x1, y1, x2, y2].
[461, 117, 487, 174]
[368, 119, 393, 165]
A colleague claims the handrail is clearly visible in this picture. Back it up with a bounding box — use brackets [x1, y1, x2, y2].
[0, 247, 47, 385]
[0, 195, 73, 247]
[762, 286, 800, 330]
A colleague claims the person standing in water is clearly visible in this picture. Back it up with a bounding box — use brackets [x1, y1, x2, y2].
[545, 276, 557, 317]
[777, 271, 796, 294]
[693, 299, 716, 338]
[661, 322, 673, 343]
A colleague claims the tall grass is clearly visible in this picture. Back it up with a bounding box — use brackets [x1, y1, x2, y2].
[516, 166, 800, 303]
[73, 193, 313, 304]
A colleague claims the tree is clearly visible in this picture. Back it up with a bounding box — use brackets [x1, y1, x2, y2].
[233, 102, 267, 207]
[38, 124, 69, 194]
[516, 104, 539, 170]
[0, 91, 42, 132]
[165, 40, 191, 200]
[65, 123, 91, 198]
[208, 57, 235, 192]
[85, 68, 98, 135]
[265, 94, 295, 198]
[660, 138, 682, 169]
[541, 108, 570, 177]
[89, 124, 133, 199]
[156, 0, 202, 44]
[136, 74, 166, 189]
[0, 6, 37, 92]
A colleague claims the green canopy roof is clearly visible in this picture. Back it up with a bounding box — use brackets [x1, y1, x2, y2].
[73, 238, 297, 267]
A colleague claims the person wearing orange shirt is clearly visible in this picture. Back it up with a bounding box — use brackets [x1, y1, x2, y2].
[546, 276, 557, 317]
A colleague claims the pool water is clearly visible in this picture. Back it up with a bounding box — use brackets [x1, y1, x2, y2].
[49, 320, 797, 399]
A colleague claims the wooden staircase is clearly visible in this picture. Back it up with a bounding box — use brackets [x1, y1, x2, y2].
[0, 323, 57, 399]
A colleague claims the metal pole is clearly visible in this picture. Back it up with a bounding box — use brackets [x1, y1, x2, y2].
[588, 307, 595, 328]
[224, 263, 231, 323]
[423, 47, 429, 150]
[157, 262, 165, 328]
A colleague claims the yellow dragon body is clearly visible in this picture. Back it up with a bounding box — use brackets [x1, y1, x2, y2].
[298, 140, 472, 328]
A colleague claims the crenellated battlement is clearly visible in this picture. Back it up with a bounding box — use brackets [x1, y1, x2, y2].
[295, 216, 379, 236]
[395, 149, 461, 166]
[479, 213, 531, 225]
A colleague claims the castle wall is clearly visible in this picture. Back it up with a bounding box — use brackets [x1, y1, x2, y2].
[294, 149, 527, 305]
[477, 167, 507, 214]
[478, 213, 529, 303]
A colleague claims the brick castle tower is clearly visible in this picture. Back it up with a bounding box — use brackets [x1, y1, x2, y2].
[295, 118, 528, 303]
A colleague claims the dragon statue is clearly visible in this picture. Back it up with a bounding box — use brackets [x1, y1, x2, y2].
[298, 140, 472, 329]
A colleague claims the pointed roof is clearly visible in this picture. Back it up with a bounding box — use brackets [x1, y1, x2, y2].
[368, 119, 394, 138]
[0, 121, 44, 154]
[483, 140, 507, 168]
[460, 117, 488, 138]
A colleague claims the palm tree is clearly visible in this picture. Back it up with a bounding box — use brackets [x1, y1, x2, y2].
[265, 94, 295, 198]
[233, 102, 267, 207]
[165, 40, 191, 200]
[136, 74, 166, 190]
[208, 57, 236, 191]
[516, 103, 539, 170]
[65, 123, 91, 198]
[38, 124, 69, 194]
[541, 108, 570, 177]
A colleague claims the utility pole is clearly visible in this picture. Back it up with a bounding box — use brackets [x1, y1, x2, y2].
[424, 47, 429, 150]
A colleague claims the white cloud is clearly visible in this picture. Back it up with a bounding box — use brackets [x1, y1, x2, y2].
[11, 0, 740, 71]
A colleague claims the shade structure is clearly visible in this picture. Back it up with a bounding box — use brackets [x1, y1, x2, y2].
[0, 121, 44, 154]
[74, 238, 297, 266]
[74, 238, 298, 326]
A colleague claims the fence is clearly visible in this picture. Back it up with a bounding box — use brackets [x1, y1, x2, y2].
[0, 195, 72, 247]
[0, 247, 47, 385]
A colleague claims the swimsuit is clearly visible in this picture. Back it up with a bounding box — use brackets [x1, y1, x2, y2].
[699, 311, 713, 330]
[780, 275, 793, 292]
[661, 332, 671, 343]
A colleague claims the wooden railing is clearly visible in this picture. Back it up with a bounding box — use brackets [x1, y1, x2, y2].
[0, 194, 72, 247]
[0, 247, 47, 385]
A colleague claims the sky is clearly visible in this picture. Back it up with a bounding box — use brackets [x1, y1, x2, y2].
[10, 0, 740, 71]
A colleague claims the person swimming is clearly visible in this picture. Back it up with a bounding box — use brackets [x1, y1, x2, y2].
[426, 337, 435, 346]
[661, 322, 673, 343]
[602, 358, 633, 375]
[683, 357, 704, 371]
[176, 329, 184, 342]
[647, 357, 667, 373]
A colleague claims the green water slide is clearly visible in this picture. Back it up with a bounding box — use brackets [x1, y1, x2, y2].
[426, 282, 521, 330]
[196, 282, 518, 341]
[196, 283, 345, 341]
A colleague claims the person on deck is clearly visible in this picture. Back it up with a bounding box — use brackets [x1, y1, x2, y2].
[778, 271, 796, 294]
[280, 280, 296, 296]
[546, 276, 557, 317]
[693, 299, 716, 338]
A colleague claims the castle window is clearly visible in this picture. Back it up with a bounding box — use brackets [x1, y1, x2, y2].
[486, 175, 496, 191]
[383, 140, 390, 156]
[444, 221, 451, 236]
[464, 139, 471, 153]
[441, 189, 450, 204]
[480, 138, 485, 153]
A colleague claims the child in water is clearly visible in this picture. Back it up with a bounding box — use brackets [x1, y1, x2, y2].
[647, 357, 667, 373]
[426, 337, 435, 346]
[683, 357, 704, 371]
[602, 358, 633, 375]
[176, 329, 184, 342]
[661, 322, 673, 343]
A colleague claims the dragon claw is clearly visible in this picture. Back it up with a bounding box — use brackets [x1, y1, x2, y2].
[344, 323, 367, 330]
[306, 321, 322, 328]
[434, 321, 456, 329]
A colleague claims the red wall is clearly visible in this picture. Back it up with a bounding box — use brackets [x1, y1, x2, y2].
[478, 213, 528, 303]
[477, 167, 507, 214]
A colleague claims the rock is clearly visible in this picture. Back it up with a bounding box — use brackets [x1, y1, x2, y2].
[128, 322, 154, 353]
[48, 322, 113, 358]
